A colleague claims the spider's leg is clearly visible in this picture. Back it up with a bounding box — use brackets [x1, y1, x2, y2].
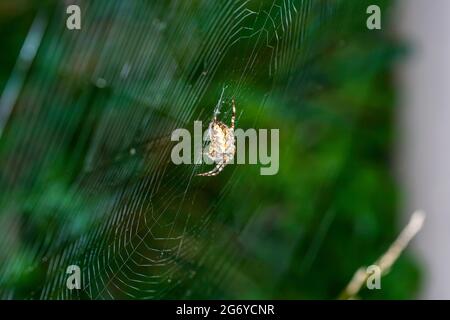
[207, 163, 226, 176]
[197, 168, 217, 177]
[197, 162, 224, 177]
[211, 162, 226, 176]
[197, 163, 221, 176]
[231, 98, 236, 129]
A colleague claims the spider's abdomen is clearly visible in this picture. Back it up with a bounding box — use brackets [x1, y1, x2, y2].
[208, 122, 235, 162]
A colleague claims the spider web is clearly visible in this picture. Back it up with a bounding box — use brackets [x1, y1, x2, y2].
[0, 0, 355, 299]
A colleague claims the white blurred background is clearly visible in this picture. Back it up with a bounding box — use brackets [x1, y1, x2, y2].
[396, 0, 450, 299]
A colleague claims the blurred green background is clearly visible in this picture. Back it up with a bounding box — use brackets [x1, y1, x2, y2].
[0, 0, 421, 299]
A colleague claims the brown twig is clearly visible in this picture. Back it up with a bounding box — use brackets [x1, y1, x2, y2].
[339, 210, 425, 300]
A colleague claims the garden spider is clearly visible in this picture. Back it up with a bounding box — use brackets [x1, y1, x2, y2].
[197, 98, 236, 177]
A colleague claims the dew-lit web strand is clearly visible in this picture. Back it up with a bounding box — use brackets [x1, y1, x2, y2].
[6, 1, 131, 245]
[90, 176, 185, 295]
[161, 0, 257, 256]
[197, 0, 313, 289]
[37, 1, 163, 298]
[81, 1, 256, 298]
[67, 1, 214, 298]
[105, 175, 192, 296]
[171, 1, 242, 131]
[158, 0, 292, 296]
[35, 0, 128, 264]
[152, 0, 211, 127]
[106, 2, 177, 150]
[48, 1, 195, 298]
[235, 0, 276, 94]
[10, 0, 105, 189]
[83, 158, 178, 296]
[11, 0, 213, 298]
[88, 1, 153, 159]
[87, 28, 164, 171]
[0, 0, 110, 284]
[21, 0, 114, 226]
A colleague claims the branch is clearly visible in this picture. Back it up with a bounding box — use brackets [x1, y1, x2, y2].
[339, 210, 426, 300]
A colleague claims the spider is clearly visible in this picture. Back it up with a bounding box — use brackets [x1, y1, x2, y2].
[197, 98, 236, 177]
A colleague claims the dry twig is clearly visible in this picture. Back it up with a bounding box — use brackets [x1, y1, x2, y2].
[339, 210, 425, 300]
